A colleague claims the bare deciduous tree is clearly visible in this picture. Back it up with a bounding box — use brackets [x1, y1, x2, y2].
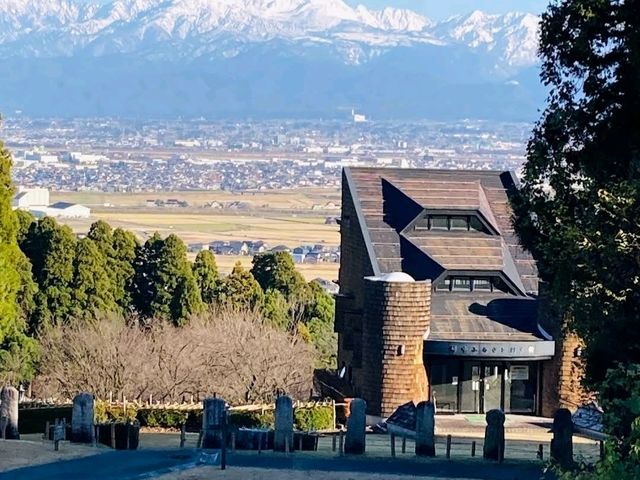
[34, 309, 315, 404]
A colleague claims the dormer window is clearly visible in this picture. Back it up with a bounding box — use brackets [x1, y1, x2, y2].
[435, 276, 515, 295]
[414, 214, 491, 234]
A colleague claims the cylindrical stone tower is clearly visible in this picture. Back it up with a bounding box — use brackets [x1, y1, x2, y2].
[360, 273, 431, 418]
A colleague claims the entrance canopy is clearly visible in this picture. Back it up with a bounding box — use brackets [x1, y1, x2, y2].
[424, 294, 555, 360]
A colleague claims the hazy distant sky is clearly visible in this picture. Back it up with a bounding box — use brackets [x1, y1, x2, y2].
[348, 1, 551, 19]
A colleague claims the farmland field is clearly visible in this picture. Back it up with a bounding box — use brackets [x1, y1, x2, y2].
[52, 188, 341, 281]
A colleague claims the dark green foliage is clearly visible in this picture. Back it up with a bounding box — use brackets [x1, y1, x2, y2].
[22, 217, 77, 326]
[111, 228, 138, 312]
[132, 233, 203, 325]
[229, 410, 275, 429]
[0, 138, 39, 382]
[512, 0, 640, 471]
[136, 408, 189, 428]
[514, 0, 640, 389]
[217, 262, 264, 310]
[18, 406, 72, 434]
[294, 405, 334, 431]
[192, 250, 219, 304]
[251, 252, 306, 299]
[95, 401, 138, 423]
[70, 238, 117, 318]
[14, 209, 35, 245]
[262, 289, 291, 330]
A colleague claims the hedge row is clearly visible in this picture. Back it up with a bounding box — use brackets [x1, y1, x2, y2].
[19, 403, 334, 434]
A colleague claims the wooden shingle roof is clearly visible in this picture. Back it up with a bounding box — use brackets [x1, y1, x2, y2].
[345, 167, 539, 295]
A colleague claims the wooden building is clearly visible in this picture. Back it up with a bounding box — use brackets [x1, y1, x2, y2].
[335, 167, 588, 419]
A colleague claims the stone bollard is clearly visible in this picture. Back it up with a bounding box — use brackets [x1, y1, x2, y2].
[71, 392, 95, 443]
[0, 386, 19, 440]
[274, 395, 294, 452]
[551, 408, 574, 469]
[344, 398, 366, 454]
[415, 401, 436, 457]
[202, 397, 227, 449]
[483, 409, 505, 462]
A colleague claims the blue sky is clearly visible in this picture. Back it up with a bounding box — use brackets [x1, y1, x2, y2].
[348, 1, 550, 19]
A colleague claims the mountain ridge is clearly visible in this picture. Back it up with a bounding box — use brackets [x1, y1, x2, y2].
[0, 0, 546, 120]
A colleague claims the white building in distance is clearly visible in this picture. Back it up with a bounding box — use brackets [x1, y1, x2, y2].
[12, 187, 90, 219]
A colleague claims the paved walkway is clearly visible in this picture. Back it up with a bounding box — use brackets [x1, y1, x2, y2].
[2, 448, 547, 480]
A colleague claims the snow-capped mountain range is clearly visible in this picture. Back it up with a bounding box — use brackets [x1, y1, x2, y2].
[0, 0, 545, 120]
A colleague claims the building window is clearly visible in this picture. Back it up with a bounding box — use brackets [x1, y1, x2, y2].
[435, 278, 452, 291]
[452, 277, 471, 291]
[434, 276, 515, 295]
[450, 216, 469, 231]
[429, 215, 449, 230]
[469, 216, 485, 232]
[473, 278, 492, 292]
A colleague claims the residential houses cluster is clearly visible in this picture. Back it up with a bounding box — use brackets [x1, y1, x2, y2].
[190, 240, 340, 264]
[5, 117, 532, 193]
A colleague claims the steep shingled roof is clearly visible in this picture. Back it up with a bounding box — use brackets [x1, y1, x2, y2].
[345, 167, 539, 295]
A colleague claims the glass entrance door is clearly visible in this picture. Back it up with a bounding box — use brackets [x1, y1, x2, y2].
[482, 363, 503, 412]
[460, 362, 482, 413]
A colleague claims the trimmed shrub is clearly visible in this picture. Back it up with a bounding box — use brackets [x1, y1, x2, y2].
[95, 400, 138, 423]
[137, 409, 189, 429]
[294, 406, 334, 431]
[229, 410, 275, 429]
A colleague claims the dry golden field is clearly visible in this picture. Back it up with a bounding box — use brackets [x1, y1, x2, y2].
[52, 189, 341, 281]
[50, 188, 341, 211]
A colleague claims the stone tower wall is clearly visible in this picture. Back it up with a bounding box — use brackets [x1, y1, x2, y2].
[361, 278, 431, 417]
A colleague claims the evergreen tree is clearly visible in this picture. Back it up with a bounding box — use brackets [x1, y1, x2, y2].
[132, 233, 164, 317]
[133, 233, 202, 325]
[70, 238, 117, 317]
[218, 262, 264, 310]
[192, 250, 219, 304]
[262, 288, 291, 330]
[251, 252, 306, 299]
[0, 138, 24, 342]
[112, 228, 138, 312]
[512, 0, 640, 447]
[14, 209, 35, 245]
[0, 137, 39, 383]
[22, 217, 77, 326]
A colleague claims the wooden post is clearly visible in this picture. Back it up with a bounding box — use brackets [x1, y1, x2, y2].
[537, 443, 544, 460]
[390, 433, 396, 458]
[600, 440, 605, 460]
[446, 435, 452, 459]
[314, 435, 319, 451]
[338, 431, 344, 456]
[196, 430, 203, 449]
[471, 440, 476, 457]
[332, 434, 337, 452]
[45, 421, 50, 441]
[110, 423, 116, 449]
[180, 423, 186, 448]
[401, 436, 406, 454]
[332, 399, 336, 430]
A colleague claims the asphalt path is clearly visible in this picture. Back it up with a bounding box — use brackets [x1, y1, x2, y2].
[2, 448, 549, 480]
